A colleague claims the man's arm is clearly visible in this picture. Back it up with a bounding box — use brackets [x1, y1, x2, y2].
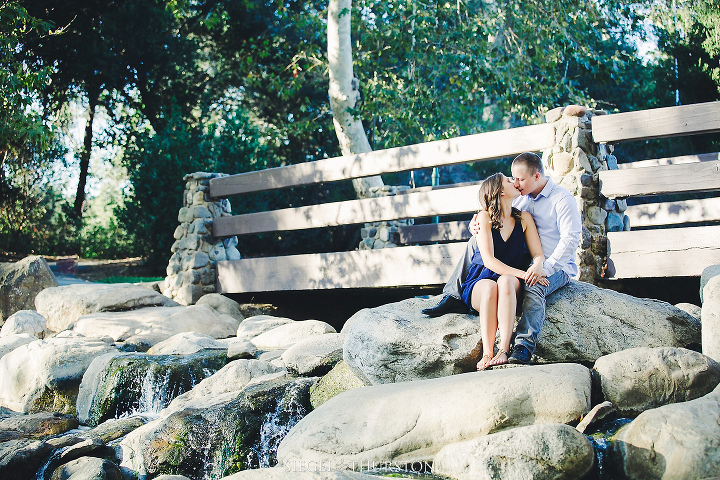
[543, 193, 582, 277]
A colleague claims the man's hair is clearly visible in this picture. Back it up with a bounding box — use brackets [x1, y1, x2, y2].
[512, 152, 544, 175]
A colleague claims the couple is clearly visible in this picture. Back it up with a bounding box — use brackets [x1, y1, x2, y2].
[423, 152, 582, 370]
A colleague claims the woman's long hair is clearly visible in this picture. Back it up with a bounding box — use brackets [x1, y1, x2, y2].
[478, 173, 521, 230]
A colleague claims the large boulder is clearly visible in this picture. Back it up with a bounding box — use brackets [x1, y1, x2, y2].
[118, 375, 316, 479]
[76, 349, 228, 426]
[536, 281, 701, 364]
[0, 256, 57, 326]
[1, 310, 50, 338]
[344, 283, 700, 384]
[72, 305, 240, 348]
[35, 283, 179, 332]
[593, 347, 720, 417]
[702, 266, 720, 362]
[343, 297, 483, 384]
[0, 336, 117, 414]
[611, 383, 720, 479]
[277, 363, 591, 468]
[433, 423, 595, 480]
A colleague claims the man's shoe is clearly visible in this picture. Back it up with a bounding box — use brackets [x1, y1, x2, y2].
[508, 344, 532, 365]
[421, 295, 470, 317]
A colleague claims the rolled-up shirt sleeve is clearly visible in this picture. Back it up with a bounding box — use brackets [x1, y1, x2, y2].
[542, 193, 582, 277]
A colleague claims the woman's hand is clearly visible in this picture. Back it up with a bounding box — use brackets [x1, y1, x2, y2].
[524, 261, 547, 287]
[469, 213, 481, 236]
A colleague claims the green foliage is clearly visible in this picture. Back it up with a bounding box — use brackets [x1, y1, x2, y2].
[118, 106, 269, 271]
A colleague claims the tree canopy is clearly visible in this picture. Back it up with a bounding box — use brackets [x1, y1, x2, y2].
[2, 0, 719, 268]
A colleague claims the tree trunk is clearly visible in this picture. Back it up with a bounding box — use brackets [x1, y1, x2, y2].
[74, 90, 98, 219]
[327, 0, 384, 198]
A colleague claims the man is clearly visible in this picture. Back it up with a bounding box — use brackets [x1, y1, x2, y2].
[422, 152, 582, 364]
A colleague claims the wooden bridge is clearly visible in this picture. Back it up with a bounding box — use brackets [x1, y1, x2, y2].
[208, 101, 720, 294]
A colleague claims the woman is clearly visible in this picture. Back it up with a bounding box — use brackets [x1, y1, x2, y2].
[461, 173, 547, 370]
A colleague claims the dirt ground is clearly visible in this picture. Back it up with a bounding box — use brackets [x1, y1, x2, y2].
[0, 253, 158, 282]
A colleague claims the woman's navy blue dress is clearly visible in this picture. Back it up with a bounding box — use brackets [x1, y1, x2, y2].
[460, 218, 531, 309]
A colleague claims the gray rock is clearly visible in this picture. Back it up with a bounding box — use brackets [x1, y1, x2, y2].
[1, 310, 49, 338]
[277, 364, 591, 467]
[196, 293, 245, 322]
[147, 331, 227, 355]
[237, 316, 295, 340]
[77, 350, 228, 426]
[281, 333, 344, 376]
[611, 383, 720, 479]
[700, 264, 720, 303]
[220, 468, 385, 479]
[593, 347, 720, 416]
[536, 281, 701, 364]
[161, 359, 282, 416]
[0, 255, 57, 326]
[119, 375, 316, 478]
[344, 283, 700, 384]
[675, 302, 701, 320]
[433, 423, 595, 480]
[0, 333, 35, 359]
[309, 361, 369, 409]
[576, 401, 616, 434]
[35, 283, 179, 333]
[72, 305, 240, 347]
[702, 273, 720, 362]
[0, 411, 78, 441]
[49, 456, 122, 480]
[343, 297, 484, 384]
[222, 338, 259, 360]
[0, 336, 117, 414]
[251, 320, 336, 350]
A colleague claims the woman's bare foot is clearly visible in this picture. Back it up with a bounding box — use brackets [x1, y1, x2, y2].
[477, 354, 493, 371]
[489, 348, 509, 367]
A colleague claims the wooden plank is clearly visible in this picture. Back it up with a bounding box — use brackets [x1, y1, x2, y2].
[216, 243, 468, 292]
[212, 184, 480, 237]
[208, 123, 553, 198]
[605, 225, 720, 278]
[398, 221, 472, 244]
[618, 152, 720, 169]
[598, 161, 720, 199]
[591, 101, 720, 143]
[626, 197, 720, 227]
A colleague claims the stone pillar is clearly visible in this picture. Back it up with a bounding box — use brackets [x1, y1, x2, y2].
[542, 105, 629, 285]
[358, 185, 414, 250]
[162, 172, 240, 305]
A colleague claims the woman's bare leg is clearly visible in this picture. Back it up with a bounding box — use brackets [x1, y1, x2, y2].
[471, 279, 498, 370]
[491, 274, 521, 365]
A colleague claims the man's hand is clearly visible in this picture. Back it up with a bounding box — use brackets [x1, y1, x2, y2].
[524, 262, 548, 287]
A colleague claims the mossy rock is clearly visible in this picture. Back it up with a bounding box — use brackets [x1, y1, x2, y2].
[84, 350, 228, 427]
[309, 361, 368, 409]
[143, 375, 317, 479]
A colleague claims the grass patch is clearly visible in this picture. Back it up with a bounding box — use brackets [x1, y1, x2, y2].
[97, 276, 165, 284]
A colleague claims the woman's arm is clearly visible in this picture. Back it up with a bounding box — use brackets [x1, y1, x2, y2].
[521, 211, 548, 287]
[475, 211, 527, 279]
